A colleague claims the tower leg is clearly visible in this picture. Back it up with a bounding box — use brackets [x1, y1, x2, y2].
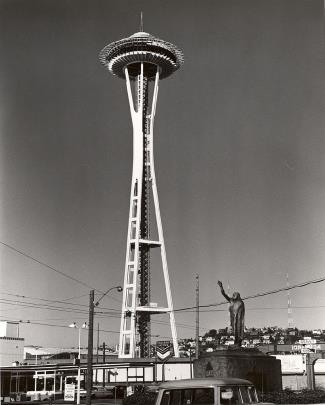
[118, 66, 144, 358]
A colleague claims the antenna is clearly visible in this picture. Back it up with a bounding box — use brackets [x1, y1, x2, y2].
[140, 11, 144, 32]
[195, 274, 200, 359]
[286, 273, 294, 329]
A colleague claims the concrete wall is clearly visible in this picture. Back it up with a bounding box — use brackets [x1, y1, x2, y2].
[0, 337, 24, 367]
[193, 349, 282, 392]
[0, 322, 19, 338]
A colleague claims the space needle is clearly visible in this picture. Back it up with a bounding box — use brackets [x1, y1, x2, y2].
[99, 22, 184, 359]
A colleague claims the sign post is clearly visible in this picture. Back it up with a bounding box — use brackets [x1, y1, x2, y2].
[156, 341, 173, 382]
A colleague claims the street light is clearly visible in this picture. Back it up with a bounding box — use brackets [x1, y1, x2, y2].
[69, 322, 87, 405]
[86, 286, 123, 405]
[34, 346, 40, 366]
[94, 286, 123, 307]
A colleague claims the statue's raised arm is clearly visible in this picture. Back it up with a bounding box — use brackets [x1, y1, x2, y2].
[217, 280, 231, 302]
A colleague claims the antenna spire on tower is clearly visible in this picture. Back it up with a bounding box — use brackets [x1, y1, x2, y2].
[140, 11, 144, 32]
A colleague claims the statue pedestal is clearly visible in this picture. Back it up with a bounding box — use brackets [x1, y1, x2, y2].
[193, 346, 282, 392]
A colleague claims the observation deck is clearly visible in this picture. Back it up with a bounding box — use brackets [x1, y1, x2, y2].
[99, 31, 184, 80]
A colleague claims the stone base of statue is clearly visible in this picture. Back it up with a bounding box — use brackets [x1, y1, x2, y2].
[193, 346, 282, 392]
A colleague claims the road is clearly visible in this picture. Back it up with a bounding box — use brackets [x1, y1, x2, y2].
[1, 400, 124, 405]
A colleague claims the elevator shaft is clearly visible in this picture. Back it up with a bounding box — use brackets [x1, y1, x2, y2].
[137, 75, 151, 358]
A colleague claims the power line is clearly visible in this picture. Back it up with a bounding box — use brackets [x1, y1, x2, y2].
[61, 294, 90, 301]
[2, 318, 197, 335]
[0, 301, 121, 320]
[3, 274, 325, 329]
[0, 240, 100, 292]
[0, 242, 123, 305]
[0, 294, 197, 329]
[0, 300, 203, 330]
[242, 276, 325, 301]
[0, 293, 90, 308]
[3, 275, 324, 336]
[174, 275, 325, 312]
[95, 293, 122, 305]
[0, 298, 117, 316]
[0, 298, 200, 330]
[4, 294, 323, 329]
[181, 305, 325, 313]
[16, 320, 121, 334]
[0, 299, 90, 315]
[0, 292, 120, 311]
[6, 317, 91, 322]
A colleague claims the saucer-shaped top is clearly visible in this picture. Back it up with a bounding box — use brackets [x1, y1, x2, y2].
[99, 31, 184, 80]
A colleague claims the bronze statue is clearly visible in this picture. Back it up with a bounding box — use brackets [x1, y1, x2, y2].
[217, 280, 245, 346]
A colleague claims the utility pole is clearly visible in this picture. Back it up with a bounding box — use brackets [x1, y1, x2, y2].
[195, 274, 199, 359]
[95, 323, 99, 384]
[102, 342, 106, 388]
[86, 290, 94, 405]
[85, 286, 121, 397]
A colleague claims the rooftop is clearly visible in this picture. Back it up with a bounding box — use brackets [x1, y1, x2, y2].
[158, 378, 254, 389]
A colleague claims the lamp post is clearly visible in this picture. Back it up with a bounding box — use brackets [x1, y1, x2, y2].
[94, 286, 123, 308]
[86, 286, 122, 405]
[69, 322, 87, 405]
[34, 346, 41, 366]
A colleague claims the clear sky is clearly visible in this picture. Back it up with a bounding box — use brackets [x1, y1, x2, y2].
[0, 0, 324, 349]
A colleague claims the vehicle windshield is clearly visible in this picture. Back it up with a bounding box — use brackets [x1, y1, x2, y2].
[220, 386, 258, 404]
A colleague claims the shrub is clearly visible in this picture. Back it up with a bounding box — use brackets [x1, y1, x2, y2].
[259, 388, 325, 403]
[123, 385, 157, 405]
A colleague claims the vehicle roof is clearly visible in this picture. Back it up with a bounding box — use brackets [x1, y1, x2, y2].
[158, 378, 254, 389]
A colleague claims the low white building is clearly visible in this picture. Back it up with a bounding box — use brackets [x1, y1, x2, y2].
[0, 321, 24, 367]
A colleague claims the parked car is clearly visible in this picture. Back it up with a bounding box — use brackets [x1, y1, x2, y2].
[155, 378, 273, 405]
[79, 389, 87, 399]
[91, 386, 116, 399]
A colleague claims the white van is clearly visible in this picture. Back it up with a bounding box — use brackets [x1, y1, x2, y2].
[155, 378, 272, 405]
